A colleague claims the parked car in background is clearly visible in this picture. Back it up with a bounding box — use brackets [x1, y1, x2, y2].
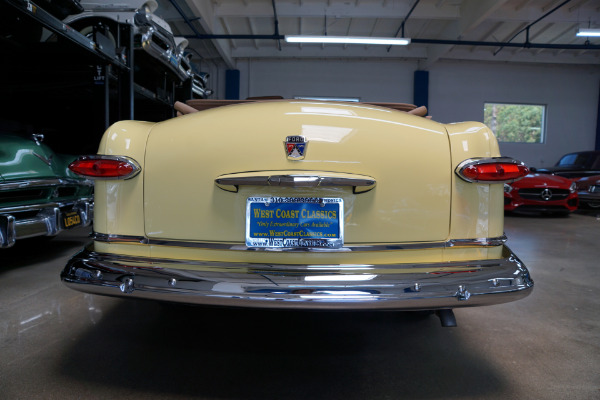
[179, 55, 213, 99]
[504, 173, 578, 214]
[575, 175, 600, 209]
[60, 0, 190, 81]
[0, 133, 93, 248]
[536, 151, 600, 179]
[61, 100, 534, 327]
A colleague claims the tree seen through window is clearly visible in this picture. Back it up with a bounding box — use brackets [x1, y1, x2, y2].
[484, 103, 545, 143]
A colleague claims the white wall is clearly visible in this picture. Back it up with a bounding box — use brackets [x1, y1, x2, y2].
[236, 58, 418, 102]
[429, 60, 599, 168]
[226, 58, 599, 168]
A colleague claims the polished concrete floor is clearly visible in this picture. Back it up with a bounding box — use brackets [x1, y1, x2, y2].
[1, 212, 599, 400]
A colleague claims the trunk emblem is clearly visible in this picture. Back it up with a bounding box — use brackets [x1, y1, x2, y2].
[284, 136, 307, 160]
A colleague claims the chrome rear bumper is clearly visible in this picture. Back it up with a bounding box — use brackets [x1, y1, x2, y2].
[0, 200, 93, 248]
[61, 244, 533, 310]
[138, 26, 188, 81]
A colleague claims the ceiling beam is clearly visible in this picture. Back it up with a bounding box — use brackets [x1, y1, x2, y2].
[212, 1, 460, 19]
[421, 0, 509, 69]
[493, 0, 573, 56]
[182, 0, 235, 68]
[515, 0, 536, 11]
[247, 18, 259, 50]
[229, 41, 599, 65]
[231, 45, 427, 59]
[221, 18, 237, 49]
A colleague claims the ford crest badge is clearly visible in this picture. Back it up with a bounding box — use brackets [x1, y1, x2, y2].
[284, 135, 307, 160]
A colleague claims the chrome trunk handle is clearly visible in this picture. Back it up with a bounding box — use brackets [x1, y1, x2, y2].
[215, 173, 376, 193]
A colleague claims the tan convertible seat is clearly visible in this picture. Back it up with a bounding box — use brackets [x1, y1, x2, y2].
[180, 99, 425, 116]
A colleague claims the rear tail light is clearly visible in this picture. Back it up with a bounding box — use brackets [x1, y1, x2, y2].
[456, 157, 529, 183]
[69, 156, 141, 180]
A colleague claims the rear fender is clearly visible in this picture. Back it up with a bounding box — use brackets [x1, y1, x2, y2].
[447, 122, 504, 240]
[94, 120, 154, 238]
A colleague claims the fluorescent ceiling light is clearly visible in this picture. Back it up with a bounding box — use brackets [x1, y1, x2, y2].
[576, 29, 600, 37]
[285, 35, 411, 45]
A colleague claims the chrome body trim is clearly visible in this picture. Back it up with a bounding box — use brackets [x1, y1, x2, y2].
[216, 175, 376, 188]
[94, 233, 150, 244]
[91, 232, 507, 251]
[0, 199, 93, 248]
[447, 237, 508, 247]
[134, 7, 189, 81]
[455, 157, 528, 183]
[61, 244, 533, 310]
[215, 173, 376, 194]
[138, 25, 189, 81]
[0, 178, 93, 191]
[33, 152, 53, 166]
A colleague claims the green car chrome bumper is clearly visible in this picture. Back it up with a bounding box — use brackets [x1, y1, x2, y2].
[0, 199, 93, 248]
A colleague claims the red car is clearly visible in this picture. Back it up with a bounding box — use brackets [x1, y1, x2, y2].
[575, 175, 600, 209]
[504, 173, 578, 214]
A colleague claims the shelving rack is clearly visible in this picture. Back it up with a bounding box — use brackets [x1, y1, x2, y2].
[0, 0, 189, 154]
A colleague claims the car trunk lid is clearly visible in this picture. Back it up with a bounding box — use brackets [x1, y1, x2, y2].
[0, 134, 59, 181]
[143, 101, 451, 244]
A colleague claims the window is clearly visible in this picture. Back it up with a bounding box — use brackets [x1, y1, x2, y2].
[557, 153, 583, 167]
[557, 152, 600, 169]
[483, 103, 545, 143]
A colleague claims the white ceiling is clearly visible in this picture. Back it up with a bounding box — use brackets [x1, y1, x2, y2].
[157, 0, 600, 68]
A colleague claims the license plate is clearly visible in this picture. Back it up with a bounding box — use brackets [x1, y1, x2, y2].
[62, 210, 82, 229]
[246, 197, 343, 248]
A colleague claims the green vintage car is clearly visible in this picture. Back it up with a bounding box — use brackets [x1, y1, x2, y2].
[0, 133, 93, 248]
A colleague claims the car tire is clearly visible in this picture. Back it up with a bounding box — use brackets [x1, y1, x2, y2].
[70, 18, 118, 48]
[586, 201, 600, 209]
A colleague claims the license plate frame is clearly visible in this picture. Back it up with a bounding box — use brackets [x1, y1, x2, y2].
[61, 210, 83, 229]
[246, 197, 344, 249]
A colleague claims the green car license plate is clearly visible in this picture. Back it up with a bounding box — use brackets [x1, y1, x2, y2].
[62, 210, 82, 229]
[246, 197, 343, 249]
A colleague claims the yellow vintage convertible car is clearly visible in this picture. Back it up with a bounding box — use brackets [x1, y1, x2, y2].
[61, 99, 533, 326]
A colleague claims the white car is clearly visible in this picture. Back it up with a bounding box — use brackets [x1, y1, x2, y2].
[62, 0, 190, 81]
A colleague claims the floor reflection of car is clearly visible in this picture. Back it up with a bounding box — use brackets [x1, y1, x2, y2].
[575, 175, 600, 209]
[504, 173, 578, 214]
[537, 151, 600, 179]
[0, 133, 93, 248]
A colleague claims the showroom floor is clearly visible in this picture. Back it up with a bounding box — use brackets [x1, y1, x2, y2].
[1, 212, 599, 400]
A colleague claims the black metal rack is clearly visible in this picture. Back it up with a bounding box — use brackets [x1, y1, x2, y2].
[0, 0, 187, 154]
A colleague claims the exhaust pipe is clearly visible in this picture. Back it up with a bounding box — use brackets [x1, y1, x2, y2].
[436, 309, 457, 327]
